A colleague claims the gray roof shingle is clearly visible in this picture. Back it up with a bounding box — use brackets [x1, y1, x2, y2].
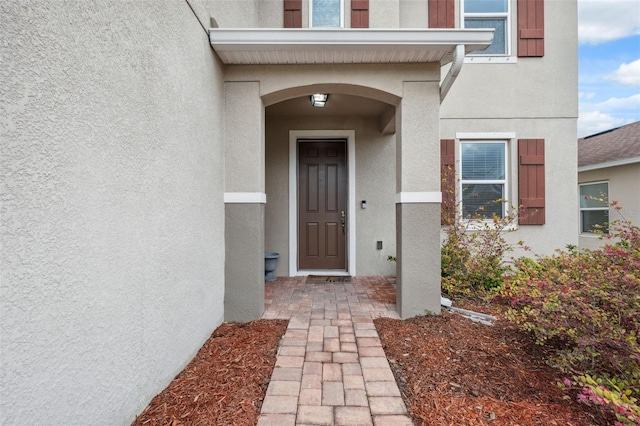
[578, 121, 640, 168]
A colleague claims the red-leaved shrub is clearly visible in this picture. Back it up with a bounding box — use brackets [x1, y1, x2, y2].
[504, 211, 640, 425]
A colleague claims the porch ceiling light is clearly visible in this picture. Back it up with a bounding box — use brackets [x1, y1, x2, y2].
[311, 94, 329, 107]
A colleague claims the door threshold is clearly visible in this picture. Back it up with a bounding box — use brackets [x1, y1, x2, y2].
[297, 270, 350, 277]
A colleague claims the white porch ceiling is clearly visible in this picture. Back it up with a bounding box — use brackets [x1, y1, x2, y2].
[209, 29, 494, 65]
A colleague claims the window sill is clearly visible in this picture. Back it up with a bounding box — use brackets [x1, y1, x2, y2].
[579, 232, 608, 238]
[461, 220, 518, 232]
[464, 56, 517, 64]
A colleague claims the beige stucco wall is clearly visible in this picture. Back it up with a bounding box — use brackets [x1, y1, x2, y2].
[1, 1, 225, 424]
[370, 0, 400, 28]
[229, 63, 437, 102]
[225, 203, 266, 320]
[399, 0, 429, 28]
[578, 163, 640, 250]
[439, 0, 579, 257]
[209, 0, 260, 27]
[225, 81, 265, 192]
[396, 202, 442, 315]
[265, 115, 397, 277]
[237, 0, 424, 29]
[440, 118, 579, 256]
[442, 0, 578, 118]
[257, 0, 287, 27]
[210, 0, 427, 30]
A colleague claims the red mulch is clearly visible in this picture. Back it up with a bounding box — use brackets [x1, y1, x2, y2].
[132, 296, 613, 425]
[374, 302, 613, 426]
[132, 319, 288, 426]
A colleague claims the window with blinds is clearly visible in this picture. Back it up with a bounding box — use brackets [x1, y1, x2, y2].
[461, 141, 508, 219]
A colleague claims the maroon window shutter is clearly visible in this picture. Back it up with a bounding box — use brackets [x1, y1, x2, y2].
[284, 0, 302, 28]
[428, 0, 455, 28]
[518, 139, 545, 225]
[351, 0, 369, 28]
[441, 139, 456, 225]
[517, 0, 544, 57]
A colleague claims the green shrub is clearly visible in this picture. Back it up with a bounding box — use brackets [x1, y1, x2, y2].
[504, 210, 640, 424]
[564, 373, 639, 426]
[441, 203, 524, 297]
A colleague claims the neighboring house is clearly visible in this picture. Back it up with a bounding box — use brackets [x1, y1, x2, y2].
[578, 121, 640, 250]
[1, 0, 577, 423]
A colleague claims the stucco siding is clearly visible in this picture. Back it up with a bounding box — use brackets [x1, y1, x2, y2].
[1, 1, 225, 424]
[441, 0, 578, 119]
[440, 118, 578, 256]
[399, 0, 429, 28]
[370, 0, 401, 28]
[229, 63, 438, 104]
[257, 0, 286, 28]
[438, 0, 579, 257]
[225, 203, 265, 321]
[210, 0, 260, 27]
[224, 81, 265, 193]
[578, 163, 640, 250]
[355, 120, 398, 273]
[396, 202, 442, 315]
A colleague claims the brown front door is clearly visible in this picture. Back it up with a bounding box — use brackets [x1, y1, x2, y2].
[298, 140, 347, 270]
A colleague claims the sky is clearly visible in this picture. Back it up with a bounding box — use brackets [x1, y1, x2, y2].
[577, 0, 640, 137]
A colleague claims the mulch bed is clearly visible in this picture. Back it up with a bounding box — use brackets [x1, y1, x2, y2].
[132, 295, 613, 425]
[132, 319, 288, 426]
[374, 302, 613, 425]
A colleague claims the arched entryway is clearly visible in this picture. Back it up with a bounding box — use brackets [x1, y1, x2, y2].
[263, 85, 400, 279]
[222, 68, 444, 321]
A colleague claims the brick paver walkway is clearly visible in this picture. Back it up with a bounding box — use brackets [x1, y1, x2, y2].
[259, 276, 413, 426]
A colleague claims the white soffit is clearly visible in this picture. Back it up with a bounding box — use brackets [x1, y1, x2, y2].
[209, 29, 494, 65]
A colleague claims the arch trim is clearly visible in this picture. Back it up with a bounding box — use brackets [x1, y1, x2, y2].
[262, 83, 400, 108]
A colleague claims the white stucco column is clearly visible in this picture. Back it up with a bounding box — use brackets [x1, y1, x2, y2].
[223, 81, 266, 322]
[395, 81, 442, 318]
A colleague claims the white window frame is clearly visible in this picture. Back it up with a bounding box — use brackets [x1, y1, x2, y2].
[309, 0, 344, 28]
[579, 181, 610, 235]
[458, 140, 509, 223]
[461, 0, 516, 63]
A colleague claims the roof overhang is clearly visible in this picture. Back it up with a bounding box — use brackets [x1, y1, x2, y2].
[578, 156, 640, 172]
[209, 28, 494, 65]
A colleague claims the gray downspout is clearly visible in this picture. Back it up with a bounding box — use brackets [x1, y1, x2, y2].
[440, 44, 465, 101]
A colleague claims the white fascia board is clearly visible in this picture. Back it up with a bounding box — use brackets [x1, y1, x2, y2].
[210, 28, 494, 48]
[209, 28, 493, 65]
[578, 156, 640, 172]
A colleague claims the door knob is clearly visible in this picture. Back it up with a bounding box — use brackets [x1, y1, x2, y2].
[341, 211, 346, 234]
